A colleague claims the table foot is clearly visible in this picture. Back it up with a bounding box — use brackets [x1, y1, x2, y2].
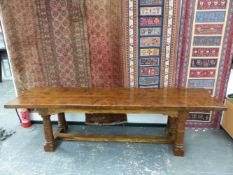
[41, 114, 56, 152]
[173, 145, 184, 156]
[44, 143, 56, 152]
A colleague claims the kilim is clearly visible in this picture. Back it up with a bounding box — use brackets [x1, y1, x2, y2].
[123, 0, 181, 88]
[177, 0, 233, 128]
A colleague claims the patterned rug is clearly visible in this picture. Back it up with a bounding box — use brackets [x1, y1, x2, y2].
[122, 0, 180, 88]
[0, 0, 126, 125]
[122, 0, 233, 128]
[177, 0, 233, 128]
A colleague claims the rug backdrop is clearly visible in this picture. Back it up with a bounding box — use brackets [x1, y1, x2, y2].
[177, 0, 233, 128]
[0, 0, 232, 128]
[0, 0, 91, 92]
[122, 0, 181, 88]
[0, 0, 126, 125]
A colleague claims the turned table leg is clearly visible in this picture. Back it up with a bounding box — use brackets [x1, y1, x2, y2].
[167, 116, 177, 141]
[173, 111, 188, 157]
[58, 113, 68, 133]
[41, 114, 56, 152]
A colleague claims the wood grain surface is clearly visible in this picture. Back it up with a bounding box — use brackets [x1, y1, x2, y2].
[4, 88, 226, 111]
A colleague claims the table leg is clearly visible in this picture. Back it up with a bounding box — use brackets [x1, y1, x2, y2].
[173, 111, 188, 156]
[167, 116, 177, 141]
[41, 114, 56, 152]
[58, 112, 68, 133]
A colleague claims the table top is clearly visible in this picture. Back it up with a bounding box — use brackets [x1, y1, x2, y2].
[4, 88, 226, 111]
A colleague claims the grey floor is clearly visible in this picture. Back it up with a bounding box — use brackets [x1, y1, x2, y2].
[0, 80, 233, 175]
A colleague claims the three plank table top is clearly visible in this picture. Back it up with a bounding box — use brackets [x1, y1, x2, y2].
[4, 88, 226, 156]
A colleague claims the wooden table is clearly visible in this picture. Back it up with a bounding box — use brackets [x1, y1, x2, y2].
[4, 88, 226, 156]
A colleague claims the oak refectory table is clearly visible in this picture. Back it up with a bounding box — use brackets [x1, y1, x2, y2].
[4, 88, 226, 156]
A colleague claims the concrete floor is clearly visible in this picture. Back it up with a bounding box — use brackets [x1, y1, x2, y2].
[0, 80, 233, 175]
